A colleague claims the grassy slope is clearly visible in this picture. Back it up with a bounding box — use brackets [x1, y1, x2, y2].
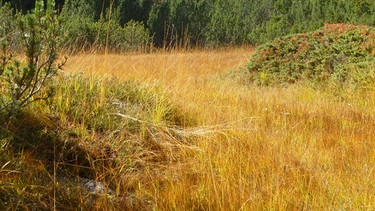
[2, 47, 375, 209]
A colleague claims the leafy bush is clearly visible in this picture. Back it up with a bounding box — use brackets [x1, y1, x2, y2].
[0, 0, 64, 121]
[247, 23, 375, 86]
[60, 0, 150, 53]
[110, 20, 151, 52]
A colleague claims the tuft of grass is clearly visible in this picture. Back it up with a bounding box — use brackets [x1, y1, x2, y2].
[0, 70, 198, 209]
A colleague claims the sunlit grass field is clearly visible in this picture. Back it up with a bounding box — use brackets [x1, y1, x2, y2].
[63, 47, 375, 210]
[2, 47, 375, 210]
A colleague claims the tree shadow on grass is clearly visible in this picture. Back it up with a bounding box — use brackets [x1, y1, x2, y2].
[0, 111, 121, 209]
[2, 111, 96, 179]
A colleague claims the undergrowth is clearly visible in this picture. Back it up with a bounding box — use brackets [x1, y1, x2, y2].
[247, 23, 375, 88]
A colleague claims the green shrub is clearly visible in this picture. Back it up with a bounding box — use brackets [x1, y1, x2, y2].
[0, 3, 19, 52]
[247, 23, 375, 86]
[110, 20, 150, 52]
[0, 0, 64, 122]
[60, 0, 151, 53]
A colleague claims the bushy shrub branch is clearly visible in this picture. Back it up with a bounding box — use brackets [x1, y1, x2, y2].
[0, 0, 65, 121]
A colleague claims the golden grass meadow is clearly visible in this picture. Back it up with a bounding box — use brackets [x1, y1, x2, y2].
[63, 47, 375, 210]
[2, 47, 375, 210]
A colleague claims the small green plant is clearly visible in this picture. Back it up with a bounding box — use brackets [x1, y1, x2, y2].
[0, 0, 65, 121]
[247, 23, 375, 86]
[111, 20, 151, 52]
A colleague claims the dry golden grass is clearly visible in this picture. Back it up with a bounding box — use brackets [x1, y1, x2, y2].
[63, 47, 375, 210]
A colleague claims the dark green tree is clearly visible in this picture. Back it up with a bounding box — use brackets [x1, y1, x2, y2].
[1, 0, 65, 13]
[5, 0, 375, 49]
[147, 1, 170, 47]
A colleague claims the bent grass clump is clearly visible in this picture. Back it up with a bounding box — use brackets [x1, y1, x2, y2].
[0, 73, 197, 209]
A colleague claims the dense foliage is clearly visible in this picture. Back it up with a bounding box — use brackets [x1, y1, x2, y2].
[0, 1, 64, 121]
[246, 23, 375, 86]
[2, 0, 375, 50]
